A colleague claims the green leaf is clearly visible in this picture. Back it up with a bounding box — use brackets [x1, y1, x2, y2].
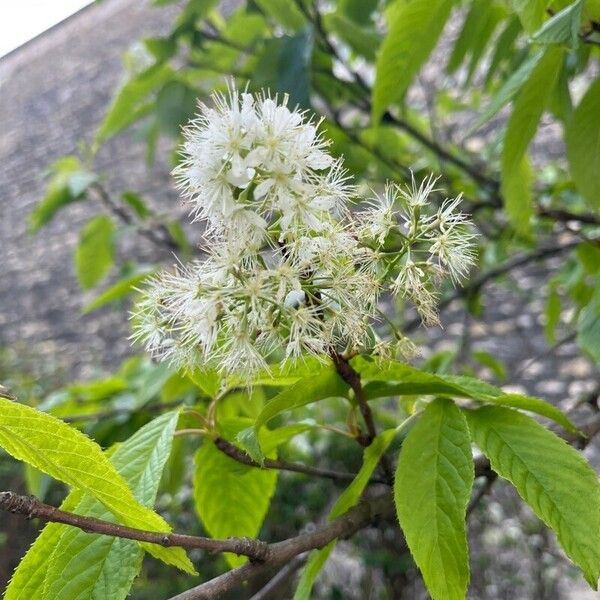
[395, 399, 474, 600]
[576, 277, 600, 364]
[7, 412, 181, 600]
[82, 269, 155, 314]
[254, 0, 305, 30]
[475, 51, 544, 130]
[447, 0, 488, 74]
[510, 0, 548, 32]
[294, 427, 397, 598]
[29, 157, 97, 232]
[372, 0, 453, 121]
[96, 63, 174, 144]
[293, 542, 336, 600]
[501, 47, 563, 234]
[331, 428, 396, 519]
[276, 28, 314, 109]
[166, 221, 192, 256]
[566, 77, 600, 210]
[352, 357, 577, 432]
[465, 406, 600, 588]
[324, 12, 381, 61]
[121, 191, 151, 219]
[193, 438, 278, 568]
[472, 350, 507, 381]
[544, 282, 562, 343]
[43, 412, 180, 600]
[75, 216, 115, 289]
[531, 0, 583, 48]
[156, 79, 197, 137]
[0, 396, 194, 573]
[236, 366, 348, 463]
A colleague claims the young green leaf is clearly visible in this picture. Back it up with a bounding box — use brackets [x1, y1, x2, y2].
[75, 215, 115, 289]
[193, 439, 278, 568]
[395, 399, 474, 600]
[293, 541, 336, 600]
[29, 157, 97, 232]
[6, 411, 184, 600]
[510, 0, 546, 32]
[531, 0, 583, 48]
[474, 50, 544, 130]
[294, 428, 397, 599]
[372, 0, 453, 121]
[501, 46, 563, 234]
[82, 269, 155, 314]
[465, 406, 600, 588]
[236, 366, 348, 463]
[0, 396, 194, 573]
[566, 77, 600, 210]
[96, 63, 174, 144]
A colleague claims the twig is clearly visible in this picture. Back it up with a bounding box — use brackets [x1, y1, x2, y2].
[248, 555, 307, 600]
[0, 491, 269, 561]
[213, 437, 385, 484]
[168, 491, 396, 600]
[330, 352, 395, 483]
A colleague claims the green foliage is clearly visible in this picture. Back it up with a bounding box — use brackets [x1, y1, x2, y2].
[352, 356, 576, 432]
[372, 0, 454, 120]
[75, 215, 115, 289]
[0, 395, 194, 573]
[566, 77, 600, 210]
[193, 427, 278, 568]
[501, 47, 564, 234]
[532, 0, 584, 48]
[6, 411, 180, 600]
[395, 399, 473, 600]
[29, 157, 96, 232]
[466, 406, 600, 588]
[576, 276, 600, 363]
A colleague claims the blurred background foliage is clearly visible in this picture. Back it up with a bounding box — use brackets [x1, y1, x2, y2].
[2, 0, 599, 597]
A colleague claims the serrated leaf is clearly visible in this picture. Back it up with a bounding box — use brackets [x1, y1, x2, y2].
[75, 216, 115, 289]
[465, 406, 600, 588]
[6, 412, 186, 599]
[531, 0, 583, 48]
[566, 77, 600, 210]
[372, 0, 453, 121]
[395, 399, 474, 600]
[0, 396, 194, 573]
[501, 46, 563, 234]
[352, 357, 577, 432]
[82, 269, 155, 314]
[193, 439, 277, 568]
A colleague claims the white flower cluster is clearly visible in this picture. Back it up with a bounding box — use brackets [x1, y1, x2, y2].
[132, 88, 477, 378]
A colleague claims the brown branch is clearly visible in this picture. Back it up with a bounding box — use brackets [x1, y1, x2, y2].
[88, 182, 181, 253]
[0, 491, 269, 561]
[330, 352, 395, 483]
[168, 491, 396, 600]
[213, 437, 386, 484]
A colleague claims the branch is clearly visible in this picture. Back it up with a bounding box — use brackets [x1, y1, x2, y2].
[213, 437, 386, 484]
[330, 352, 394, 483]
[168, 491, 396, 600]
[171, 413, 600, 599]
[0, 491, 269, 561]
